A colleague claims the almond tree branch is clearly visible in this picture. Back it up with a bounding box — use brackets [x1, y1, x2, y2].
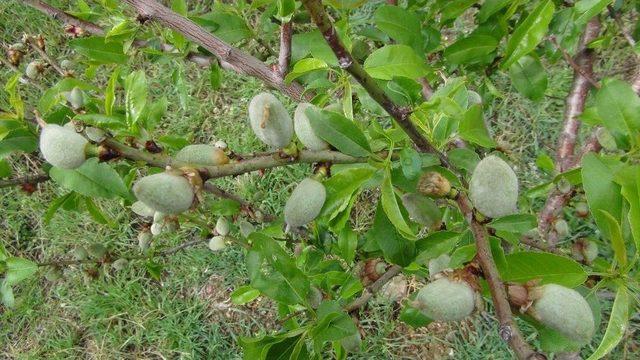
[345, 265, 402, 312]
[538, 19, 601, 245]
[0, 173, 49, 188]
[300, 0, 449, 168]
[23, 0, 106, 36]
[26, 35, 66, 77]
[278, 22, 293, 79]
[120, 0, 307, 101]
[301, 1, 539, 358]
[0, 45, 45, 90]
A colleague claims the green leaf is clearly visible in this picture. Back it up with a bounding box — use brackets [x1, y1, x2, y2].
[192, 11, 252, 43]
[501, 252, 587, 287]
[502, 0, 555, 69]
[306, 107, 371, 157]
[74, 114, 126, 130]
[171, 67, 188, 111]
[364, 45, 430, 80]
[508, 55, 548, 101]
[616, 166, 640, 251]
[104, 66, 120, 116]
[284, 58, 328, 84]
[84, 197, 113, 227]
[381, 170, 414, 238]
[320, 167, 375, 220]
[44, 192, 74, 225]
[374, 5, 423, 53]
[276, 0, 295, 20]
[594, 78, 640, 149]
[369, 203, 416, 266]
[311, 301, 358, 344]
[69, 36, 128, 64]
[597, 210, 627, 268]
[0, 280, 14, 308]
[324, 0, 367, 9]
[443, 35, 498, 65]
[586, 286, 629, 360]
[4, 74, 24, 119]
[0, 129, 37, 158]
[574, 0, 612, 26]
[447, 148, 480, 173]
[5, 257, 38, 286]
[209, 61, 222, 90]
[49, 158, 132, 200]
[582, 154, 624, 234]
[124, 70, 148, 126]
[489, 214, 537, 234]
[478, 0, 511, 23]
[337, 227, 357, 264]
[458, 104, 496, 148]
[230, 286, 260, 305]
[399, 300, 432, 327]
[415, 231, 460, 264]
[399, 147, 422, 180]
[400, 193, 441, 228]
[0, 159, 11, 178]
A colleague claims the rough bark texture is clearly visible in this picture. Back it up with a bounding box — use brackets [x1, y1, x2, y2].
[278, 22, 293, 79]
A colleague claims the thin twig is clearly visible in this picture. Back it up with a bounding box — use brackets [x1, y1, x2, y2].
[26, 36, 66, 76]
[23, 0, 106, 35]
[0, 173, 49, 188]
[278, 22, 293, 79]
[520, 236, 562, 255]
[549, 35, 600, 90]
[345, 265, 402, 312]
[0, 46, 45, 90]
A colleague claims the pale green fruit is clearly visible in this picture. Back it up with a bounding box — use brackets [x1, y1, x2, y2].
[340, 332, 361, 353]
[293, 103, 329, 151]
[133, 173, 194, 215]
[150, 222, 163, 236]
[215, 217, 230, 236]
[248, 92, 293, 148]
[60, 59, 73, 69]
[111, 258, 128, 271]
[137, 231, 152, 252]
[65, 87, 84, 110]
[428, 254, 451, 277]
[467, 90, 482, 105]
[529, 284, 595, 344]
[85, 127, 106, 143]
[39, 124, 88, 169]
[554, 219, 570, 238]
[208, 236, 226, 251]
[175, 144, 229, 167]
[87, 243, 107, 259]
[571, 239, 598, 263]
[469, 155, 518, 218]
[238, 220, 255, 238]
[415, 278, 475, 321]
[214, 140, 227, 149]
[131, 201, 155, 217]
[284, 178, 326, 227]
[153, 211, 166, 224]
[25, 61, 41, 79]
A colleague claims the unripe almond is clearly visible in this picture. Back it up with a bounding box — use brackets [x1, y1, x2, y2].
[64, 87, 84, 110]
[153, 211, 166, 224]
[293, 103, 330, 151]
[137, 230, 152, 252]
[417, 171, 451, 198]
[133, 172, 195, 215]
[25, 60, 43, 79]
[248, 92, 293, 148]
[175, 144, 229, 167]
[595, 127, 617, 151]
[150, 222, 163, 236]
[428, 254, 451, 278]
[554, 219, 570, 238]
[85, 127, 106, 143]
[340, 332, 361, 353]
[39, 124, 89, 169]
[238, 220, 255, 238]
[528, 284, 595, 344]
[574, 202, 589, 218]
[215, 217, 230, 236]
[131, 201, 155, 217]
[469, 155, 518, 218]
[208, 236, 226, 251]
[415, 278, 475, 321]
[111, 258, 128, 271]
[571, 239, 598, 263]
[284, 178, 326, 227]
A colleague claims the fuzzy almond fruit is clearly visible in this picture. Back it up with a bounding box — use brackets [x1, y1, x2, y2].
[284, 178, 326, 228]
[248, 92, 293, 148]
[293, 103, 330, 151]
[208, 236, 226, 251]
[415, 278, 475, 321]
[133, 172, 195, 215]
[469, 155, 518, 218]
[175, 144, 229, 167]
[39, 124, 89, 169]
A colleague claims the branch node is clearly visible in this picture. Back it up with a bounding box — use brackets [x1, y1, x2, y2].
[499, 324, 513, 341]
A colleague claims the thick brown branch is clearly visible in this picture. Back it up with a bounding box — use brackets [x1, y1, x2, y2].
[278, 22, 293, 79]
[300, 0, 449, 167]
[345, 265, 402, 312]
[0, 173, 49, 188]
[120, 0, 306, 101]
[24, 0, 106, 35]
[418, 77, 434, 101]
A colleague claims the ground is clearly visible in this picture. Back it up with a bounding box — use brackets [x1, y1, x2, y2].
[1, 1, 638, 359]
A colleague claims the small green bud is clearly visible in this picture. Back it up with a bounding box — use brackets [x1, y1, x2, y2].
[284, 178, 326, 228]
[415, 278, 476, 321]
[469, 155, 519, 218]
[85, 127, 106, 143]
[595, 127, 617, 151]
[293, 103, 330, 151]
[39, 124, 89, 169]
[133, 172, 195, 215]
[306, 286, 323, 309]
[529, 284, 595, 344]
[175, 144, 229, 167]
[215, 217, 230, 236]
[25, 60, 43, 79]
[150, 222, 163, 236]
[208, 236, 226, 251]
[574, 202, 589, 218]
[214, 140, 227, 150]
[248, 92, 293, 148]
[153, 211, 166, 224]
[557, 178, 572, 195]
[60, 59, 73, 69]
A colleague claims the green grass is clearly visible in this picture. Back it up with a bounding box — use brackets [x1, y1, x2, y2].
[1, 0, 639, 359]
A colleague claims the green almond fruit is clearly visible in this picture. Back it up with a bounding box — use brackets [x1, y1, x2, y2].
[131, 201, 155, 218]
[340, 332, 362, 353]
[294, 103, 330, 151]
[469, 155, 518, 218]
[208, 236, 226, 251]
[25, 61, 41, 79]
[529, 284, 595, 344]
[428, 254, 451, 277]
[133, 172, 195, 215]
[248, 92, 293, 148]
[284, 178, 326, 228]
[175, 144, 229, 167]
[65, 87, 84, 110]
[215, 217, 230, 236]
[39, 124, 89, 169]
[571, 239, 598, 263]
[111, 258, 129, 271]
[415, 278, 475, 321]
